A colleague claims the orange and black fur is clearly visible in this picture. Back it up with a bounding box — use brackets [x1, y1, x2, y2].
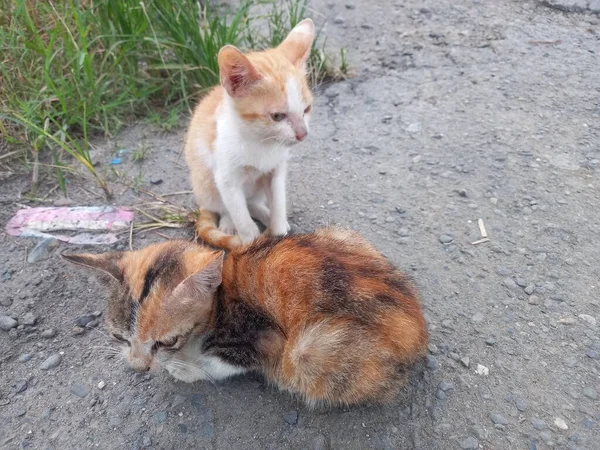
[63, 228, 428, 407]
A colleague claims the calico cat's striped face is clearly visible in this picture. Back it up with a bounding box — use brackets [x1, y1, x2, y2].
[62, 242, 223, 374]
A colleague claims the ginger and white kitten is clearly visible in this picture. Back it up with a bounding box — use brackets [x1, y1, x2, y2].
[184, 19, 315, 248]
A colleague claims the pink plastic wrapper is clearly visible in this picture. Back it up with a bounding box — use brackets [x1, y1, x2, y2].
[5, 206, 134, 245]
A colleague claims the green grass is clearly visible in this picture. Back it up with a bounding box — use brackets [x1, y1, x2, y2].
[0, 0, 344, 198]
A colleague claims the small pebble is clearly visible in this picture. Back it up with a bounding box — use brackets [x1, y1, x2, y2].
[284, 410, 299, 425]
[525, 285, 535, 295]
[582, 387, 598, 400]
[531, 417, 547, 430]
[154, 411, 168, 424]
[18, 354, 32, 363]
[22, 313, 37, 326]
[438, 381, 454, 392]
[75, 314, 96, 327]
[15, 380, 28, 394]
[528, 295, 541, 305]
[516, 277, 527, 287]
[459, 436, 479, 450]
[0, 315, 18, 331]
[70, 383, 90, 398]
[578, 314, 597, 327]
[485, 337, 496, 346]
[490, 413, 508, 425]
[40, 354, 62, 370]
[40, 329, 56, 339]
[439, 234, 454, 244]
[496, 267, 510, 276]
[27, 237, 58, 263]
[460, 357, 470, 368]
[471, 313, 484, 323]
[72, 326, 85, 335]
[503, 278, 518, 289]
[426, 355, 439, 370]
[554, 417, 568, 430]
[476, 364, 489, 376]
[436, 389, 446, 400]
[97, 381, 106, 390]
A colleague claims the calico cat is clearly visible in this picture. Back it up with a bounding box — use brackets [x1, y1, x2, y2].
[62, 228, 428, 407]
[184, 19, 315, 250]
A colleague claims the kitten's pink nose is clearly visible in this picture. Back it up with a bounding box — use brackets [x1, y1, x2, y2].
[295, 128, 307, 141]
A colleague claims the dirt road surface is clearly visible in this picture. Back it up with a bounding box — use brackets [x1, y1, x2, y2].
[1, 1, 599, 449]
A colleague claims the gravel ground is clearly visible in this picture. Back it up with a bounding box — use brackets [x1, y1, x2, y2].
[1, 1, 599, 449]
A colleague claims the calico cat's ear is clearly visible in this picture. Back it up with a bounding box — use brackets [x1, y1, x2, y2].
[172, 251, 224, 300]
[278, 19, 315, 69]
[218, 46, 264, 97]
[61, 251, 123, 284]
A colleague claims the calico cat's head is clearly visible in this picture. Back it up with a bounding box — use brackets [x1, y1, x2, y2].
[62, 241, 223, 375]
[218, 19, 314, 145]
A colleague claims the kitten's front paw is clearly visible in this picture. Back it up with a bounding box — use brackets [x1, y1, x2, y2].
[239, 224, 261, 244]
[269, 219, 290, 236]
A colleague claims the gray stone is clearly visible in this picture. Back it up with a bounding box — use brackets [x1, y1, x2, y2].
[539, 431, 552, 443]
[0, 297, 13, 307]
[515, 397, 527, 412]
[586, 349, 599, 359]
[75, 314, 96, 327]
[436, 389, 446, 400]
[426, 355, 439, 370]
[471, 312, 484, 323]
[438, 381, 454, 392]
[496, 267, 510, 276]
[72, 326, 85, 335]
[40, 329, 56, 338]
[525, 285, 535, 295]
[154, 411, 168, 424]
[70, 383, 90, 398]
[582, 387, 598, 400]
[516, 277, 527, 287]
[490, 413, 509, 425]
[540, 0, 600, 14]
[503, 278, 518, 289]
[485, 337, 496, 346]
[40, 354, 62, 370]
[15, 380, 28, 394]
[459, 436, 479, 449]
[22, 313, 37, 326]
[18, 354, 32, 363]
[0, 315, 18, 331]
[27, 237, 58, 263]
[531, 417, 547, 430]
[439, 234, 454, 244]
[284, 410, 299, 425]
[528, 295, 541, 305]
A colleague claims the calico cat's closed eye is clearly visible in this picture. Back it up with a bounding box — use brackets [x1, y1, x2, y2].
[304, 105, 312, 114]
[112, 333, 130, 346]
[155, 336, 181, 349]
[270, 113, 287, 122]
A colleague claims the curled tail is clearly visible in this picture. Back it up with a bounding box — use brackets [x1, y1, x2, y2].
[194, 209, 242, 251]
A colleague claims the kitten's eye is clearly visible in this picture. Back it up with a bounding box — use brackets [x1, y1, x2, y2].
[112, 333, 130, 346]
[304, 105, 312, 114]
[157, 336, 179, 348]
[270, 113, 287, 122]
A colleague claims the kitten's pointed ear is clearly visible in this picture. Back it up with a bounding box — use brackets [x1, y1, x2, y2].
[218, 45, 264, 97]
[61, 252, 124, 284]
[173, 251, 224, 300]
[278, 19, 315, 69]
